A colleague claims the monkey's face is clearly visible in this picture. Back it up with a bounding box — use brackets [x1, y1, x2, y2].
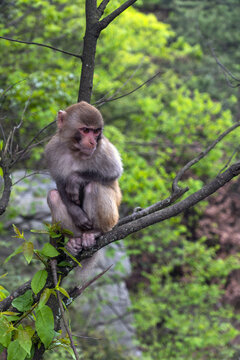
[56, 102, 104, 158]
[71, 126, 102, 157]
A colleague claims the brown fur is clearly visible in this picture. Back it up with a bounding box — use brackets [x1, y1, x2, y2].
[45, 102, 122, 253]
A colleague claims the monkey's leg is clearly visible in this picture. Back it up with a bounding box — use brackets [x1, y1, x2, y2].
[47, 190, 83, 255]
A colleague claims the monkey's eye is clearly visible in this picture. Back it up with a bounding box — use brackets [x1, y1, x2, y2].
[93, 128, 102, 135]
[80, 127, 90, 134]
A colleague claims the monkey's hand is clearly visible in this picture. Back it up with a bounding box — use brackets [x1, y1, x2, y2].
[82, 232, 96, 248]
[67, 232, 99, 255]
[66, 237, 82, 255]
[65, 173, 84, 205]
[68, 203, 93, 231]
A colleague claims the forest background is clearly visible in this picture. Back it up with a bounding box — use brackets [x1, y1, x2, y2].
[1, 0, 240, 359]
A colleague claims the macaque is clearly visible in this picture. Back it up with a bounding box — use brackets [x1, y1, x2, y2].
[45, 101, 122, 255]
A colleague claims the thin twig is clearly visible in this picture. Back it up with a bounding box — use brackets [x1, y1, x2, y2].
[12, 171, 49, 186]
[172, 121, 240, 192]
[67, 265, 113, 303]
[50, 259, 79, 360]
[97, 70, 163, 106]
[10, 94, 32, 155]
[0, 79, 27, 100]
[14, 137, 51, 161]
[3, 131, 12, 157]
[10, 120, 56, 167]
[219, 148, 239, 175]
[0, 122, 6, 142]
[94, 58, 145, 105]
[210, 47, 240, 88]
[118, 121, 240, 227]
[0, 36, 83, 60]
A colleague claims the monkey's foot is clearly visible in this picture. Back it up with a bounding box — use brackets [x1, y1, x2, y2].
[82, 232, 96, 249]
[66, 237, 82, 255]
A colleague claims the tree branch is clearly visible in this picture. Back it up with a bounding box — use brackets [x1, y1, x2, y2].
[172, 121, 240, 192]
[97, 161, 240, 250]
[1, 159, 240, 314]
[99, 0, 138, 31]
[0, 164, 12, 216]
[119, 121, 240, 226]
[210, 47, 240, 88]
[77, 0, 98, 102]
[67, 265, 112, 303]
[10, 120, 55, 168]
[97, 0, 111, 19]
[0, 36, 82, 60]
[95, 69, 163, 106]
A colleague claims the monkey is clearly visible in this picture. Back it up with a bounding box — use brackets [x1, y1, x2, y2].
[45, 101, 122, 255]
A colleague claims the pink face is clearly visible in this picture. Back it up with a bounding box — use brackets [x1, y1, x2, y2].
[74, 126, 102, 156]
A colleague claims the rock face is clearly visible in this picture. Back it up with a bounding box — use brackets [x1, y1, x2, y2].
[1, 171, 140, 357]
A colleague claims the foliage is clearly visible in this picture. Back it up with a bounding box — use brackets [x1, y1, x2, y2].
[138, 0, 240, 110]
[132, 239, 240, 359]
[1, 1, 240, 359]
[0, 225, 76, 359]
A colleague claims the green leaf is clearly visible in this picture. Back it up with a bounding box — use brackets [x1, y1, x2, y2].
[0, 273, 7, 279]
[0, 317, 12, 347]
[61, 227, 74, 237]
[12, 290, 33, 312]
[7, 340, 27, 360]
[12, 224, 25, 239]
[0, 285, 9, 300]
[53, 341, 75, 358]
[57, 287, 70, 299]
[30, 229, 49, 234]
[17, 327, 34, 355]
[4, 245, 23, 264]
[35, 305, 55, 348]
[59, 247, 82, 267]
[38, 288, 53, 309]
[31, 270, 48, 295]
[23, 241, 34, 264]
[0, 140, 3, 151]
[58, 261, 72, 267]
[40, 243, 60, 258]
[0, 167, 3, 178]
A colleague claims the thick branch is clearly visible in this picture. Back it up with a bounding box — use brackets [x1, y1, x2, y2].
[78, 0, 138, 102]
[0, 164, 12, 216]
[0, 36, 82, 59]
[97, 161, 240, 248]
[117, 187, 187, 227]
[1, 161, 240, 312]
[78, 1, 98, 102]
[0, 280, 31, 311]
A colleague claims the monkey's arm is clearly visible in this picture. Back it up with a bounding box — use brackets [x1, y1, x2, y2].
[65, 172, 85, 206]
[56, 179, 92, 231]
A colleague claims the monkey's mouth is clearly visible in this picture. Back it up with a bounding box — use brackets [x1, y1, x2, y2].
[72, 143, 96, 156]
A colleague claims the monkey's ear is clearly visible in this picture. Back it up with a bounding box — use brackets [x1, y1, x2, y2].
[57, 110, 67, 129]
